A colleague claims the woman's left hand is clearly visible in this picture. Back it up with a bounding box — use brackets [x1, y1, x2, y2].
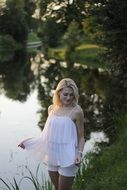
[75, 153, 82, 166]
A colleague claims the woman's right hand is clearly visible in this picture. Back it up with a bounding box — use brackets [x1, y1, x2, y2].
[18, 143, 25, 149]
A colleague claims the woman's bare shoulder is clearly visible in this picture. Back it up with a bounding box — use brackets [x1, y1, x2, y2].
[73, 105, 84, 118]
[74, 105, 83, 113]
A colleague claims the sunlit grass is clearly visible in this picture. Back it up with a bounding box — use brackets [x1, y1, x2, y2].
[27, 32, 41, 43]
[48, 47, 66, 60]
[48, 43, 107, 68]
[27, 33, 107, 69]
[76, 44, 100, 50]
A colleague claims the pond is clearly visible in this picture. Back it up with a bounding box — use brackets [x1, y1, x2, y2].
[0, 49, 109, 189]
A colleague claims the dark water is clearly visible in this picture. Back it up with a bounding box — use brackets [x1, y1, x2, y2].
[0, 49, 109, 189]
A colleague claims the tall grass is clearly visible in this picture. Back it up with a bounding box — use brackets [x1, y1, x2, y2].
[73, 113, 127, 190]
[0, 178, 21, 190]
[0, 164, 53, 190]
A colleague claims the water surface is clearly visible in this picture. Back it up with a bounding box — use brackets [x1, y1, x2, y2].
[0, 90, 48, 189]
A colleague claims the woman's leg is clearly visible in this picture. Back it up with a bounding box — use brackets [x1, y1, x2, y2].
[48, 171, 59, 190]
[58, 175, 75, 190]
[58, 164, 77, 190]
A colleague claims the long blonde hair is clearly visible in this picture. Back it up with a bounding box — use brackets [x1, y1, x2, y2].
[53, 78, 79, 107]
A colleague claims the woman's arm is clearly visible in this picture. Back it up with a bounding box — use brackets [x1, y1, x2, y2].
[75, 106, 85, 165]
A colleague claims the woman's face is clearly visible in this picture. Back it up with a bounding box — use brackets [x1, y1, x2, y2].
[59, 87, 75, 106]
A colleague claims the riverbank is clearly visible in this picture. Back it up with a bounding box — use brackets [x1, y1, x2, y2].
[73, 113, 127, 190]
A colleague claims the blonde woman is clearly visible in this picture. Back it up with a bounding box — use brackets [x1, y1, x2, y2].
[18, 78, 85, 190]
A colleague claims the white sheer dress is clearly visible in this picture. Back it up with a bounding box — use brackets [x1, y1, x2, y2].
[22, 110, 78, 167]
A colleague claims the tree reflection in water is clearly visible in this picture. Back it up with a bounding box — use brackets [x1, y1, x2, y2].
[0, 50, 111, 140]
[0, 50, 36, 102]
[31, 52, 110, 140]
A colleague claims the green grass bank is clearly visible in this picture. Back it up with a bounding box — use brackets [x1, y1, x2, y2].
[73, 113, 127, 190]
[48, 44, 106, 69]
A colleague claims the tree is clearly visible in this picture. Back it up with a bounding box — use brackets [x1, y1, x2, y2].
[83, 0, 127, 142]
[63, 21, 82, 67]
[24, 0, 37, 30]
[0, 50, 35, 101]
[38, 17, 65, 48]
[0, 0, 28, 43]
[37, 0, 86, 60]
[38, 0, 85, 27]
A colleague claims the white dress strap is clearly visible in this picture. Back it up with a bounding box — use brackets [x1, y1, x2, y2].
[67, 105, 77, 117]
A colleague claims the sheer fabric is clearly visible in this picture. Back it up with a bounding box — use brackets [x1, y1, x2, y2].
[22, 113, 78, 167]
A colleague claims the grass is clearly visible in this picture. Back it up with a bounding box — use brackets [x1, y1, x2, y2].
[73, 113, 127, 190]
[72, 45, 105, 66]
[27, 31, 41, 43]
[27, 32, 41, 53]
[27, 33, 107, 69]
[48, 43, 107, 69]
[0, 164, 53, 190]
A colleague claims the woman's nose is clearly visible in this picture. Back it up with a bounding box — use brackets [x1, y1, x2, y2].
[67, 95, 71, 99]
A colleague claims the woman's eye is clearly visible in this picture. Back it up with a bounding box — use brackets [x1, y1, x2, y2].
[63, 93, 74, 96]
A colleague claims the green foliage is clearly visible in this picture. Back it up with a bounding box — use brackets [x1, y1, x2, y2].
[0, 50, 35, 102]
[63, 21, 81, 49]
[86, 0, 127, 66]
[83, 16, 105, 43]
[72, 45, 106, 68]
[84, 0, 127, 144]
[37, 1, 86, 60]
[48, 43, 106, 69]
[48, 47, 66, 60]
[73, 114, 127, 190]
[38, 17, 65, 48]
[27, 31, 40, 43]
[102, 0, 127, 65]
[0, 35, 21, 51]
[0, 0, 28, 43]
[24, 0, 36, 29]
[62, 20, 84, 67]
[38, 0, 85, 27]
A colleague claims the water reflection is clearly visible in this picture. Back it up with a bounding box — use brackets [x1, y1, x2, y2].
[33, 54, 110, 136]
[0, 50, 35, 101]
[0, 49, 110, 188]
[0, 48, 111, 138]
